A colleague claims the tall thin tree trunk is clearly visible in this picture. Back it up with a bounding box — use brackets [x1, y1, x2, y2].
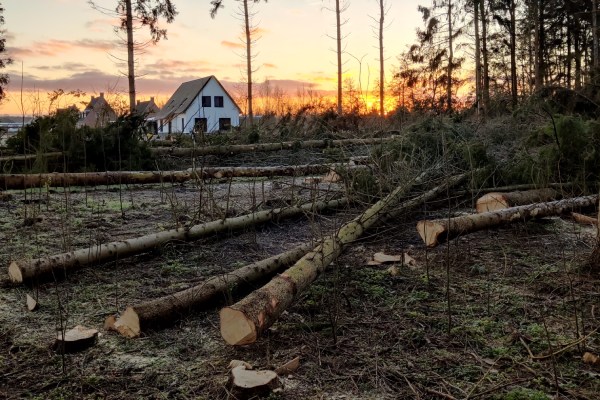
[479, 0, 490, 113]
[336, 0, 343, 114]
[534, 0, 545, 91]
[126, 0, 135, 113]
[378, 0, 385, 117]
[474, 0, 482, 114]
[509, 0, 518, 107]
[243, 0, 253, 126]
[575, 20, 582, 90]
[594, 0, 599, 70]
[447, 0, 453, 112]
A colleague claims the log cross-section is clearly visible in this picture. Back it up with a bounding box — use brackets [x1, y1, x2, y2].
[417, 195, 599, 247]
[475, 188, 559, 212]
[219, 171, 470, 346]
[8, 198, 347, 284]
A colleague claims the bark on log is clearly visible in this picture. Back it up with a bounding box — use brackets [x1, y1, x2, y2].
[111, 243, 313, 338]
[8, 198, 347, 284]
[476, 188, 559, 212]
[220, 171, 470, 346]
[417, 195, 599, 248]
[0, 163, 366, 190]
[150, 137, 397, 157]
[0, 152, 63, 163]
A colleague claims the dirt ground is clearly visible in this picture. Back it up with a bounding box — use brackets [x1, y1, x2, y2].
[1, 166, 599, 399]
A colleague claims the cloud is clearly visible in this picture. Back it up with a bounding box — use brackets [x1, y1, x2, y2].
[6, 38, 119, 59]
[263, 63, 277, 69]
[221, 40, 245, 50]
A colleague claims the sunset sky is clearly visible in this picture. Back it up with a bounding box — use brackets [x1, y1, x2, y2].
[1, 0, 423, 115]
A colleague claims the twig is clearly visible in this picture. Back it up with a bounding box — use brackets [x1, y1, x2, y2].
[422, 387, 458, 400]
[530, 328, 598, 360]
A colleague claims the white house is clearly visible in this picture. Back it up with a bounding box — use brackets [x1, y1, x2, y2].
[153, 76, 241, 135]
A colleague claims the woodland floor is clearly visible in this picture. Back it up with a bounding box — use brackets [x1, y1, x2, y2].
[0, 153, 599, 399]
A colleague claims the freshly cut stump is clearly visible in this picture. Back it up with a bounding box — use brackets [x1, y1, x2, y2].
[53, 325, 98, 353]
[230, 366, 279, 398]
[475, 188, 558, 213]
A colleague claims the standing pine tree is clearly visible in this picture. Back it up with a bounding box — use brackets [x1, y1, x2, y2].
[0, 2, 12, 103]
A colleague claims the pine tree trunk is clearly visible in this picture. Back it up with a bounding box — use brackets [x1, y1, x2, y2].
[378, 0, 385, 117]
[111, 243, 314, 337]
[336, 0, 343, 114]
[220, 172, 470, 346]
[509, 0, 518, 107]
[417, 195, 598, 248]
[150, 137, 398, 157]
[446, 0, 453, 112]
[8, 198, 348, 284]
[474, 0, 482, 114]
[479, 0, 490, 113]
[126, 0, 136, 113]
[475, 188, 558, 213]
[243, 0, 253, 126]
[0, 163, 367, 189]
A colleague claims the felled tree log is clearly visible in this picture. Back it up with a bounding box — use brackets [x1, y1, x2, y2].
[220, 171, 470, 346]
[111, 243, 314, 338]
[150, 137, 397, 157]
[476, 188, 559, 212]
[0, 163, 366, 190]
[8, 198, 347, 284]
[417, 195, 599, 248]
[0, 152, 63, 163]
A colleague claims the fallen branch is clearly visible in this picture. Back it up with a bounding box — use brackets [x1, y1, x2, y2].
[476, 188, 559, 212]
[150, 137, 397, 157]
[220, 171, 470, 346]
[417, 195, 599, 248]
[111, 243, 313, 338]
[0, 163, 367, 190]
[8, 198, 347, 284]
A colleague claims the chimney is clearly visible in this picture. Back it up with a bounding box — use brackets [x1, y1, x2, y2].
[99, 92, 105, 98]
[137, 100, 140, 105]
[150, 96, 154, 102]
[90, 95, 95, 101]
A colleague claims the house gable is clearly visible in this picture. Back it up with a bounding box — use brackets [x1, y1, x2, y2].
[155, 76, 241, 134]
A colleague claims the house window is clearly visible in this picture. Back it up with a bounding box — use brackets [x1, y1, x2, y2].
[219, 118, 231, 131]
[202, 96, 211, 107]
[194, 118, 207, 133]
[182, 118, 185, 132]
[159, 119, 163, 132]
[214, 96, 224, 108]
[168, 120, 172, 134]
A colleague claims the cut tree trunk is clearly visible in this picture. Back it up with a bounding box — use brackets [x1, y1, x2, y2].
[220, 171, 470, 346]
[0, 152, 63, 163]
[53, 325, 98, 353]
[150, 137, 397, 157]
[111, 243, 314, 338]
[8, 198, 347, 284]
[0, 163, 367, 190]
[229, 366, 280, 397]
[476, 188, 559, 212]
[417, 195, 599, 248]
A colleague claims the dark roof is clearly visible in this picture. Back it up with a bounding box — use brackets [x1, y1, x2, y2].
[153, 76, 240, 120]
[85, 94, 114, 113]
[135, 98, 159, 115]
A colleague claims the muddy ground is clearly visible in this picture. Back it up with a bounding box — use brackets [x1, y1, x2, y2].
[0, 159, 599, 399]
